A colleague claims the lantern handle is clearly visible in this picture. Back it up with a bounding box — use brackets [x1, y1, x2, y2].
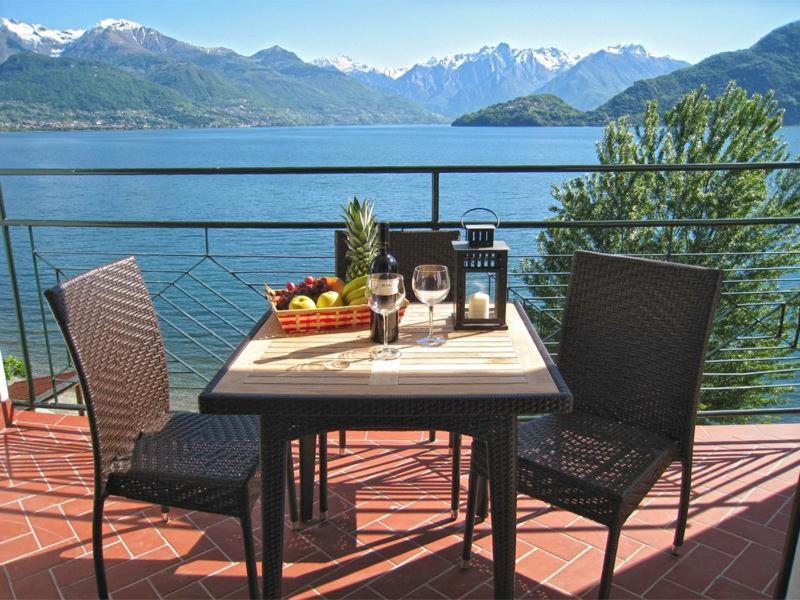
[460, 207, 500, 229]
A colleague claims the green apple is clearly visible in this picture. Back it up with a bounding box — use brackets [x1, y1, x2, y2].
[288, 295, 316, 310]
[317, 291, 344, 308]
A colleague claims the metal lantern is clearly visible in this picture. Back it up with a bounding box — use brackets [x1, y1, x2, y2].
[451, 237, 509, 330]
[461, 207, 499, 248]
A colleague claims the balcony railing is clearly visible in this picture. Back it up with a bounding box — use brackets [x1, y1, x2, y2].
[1, 163, 799, 420]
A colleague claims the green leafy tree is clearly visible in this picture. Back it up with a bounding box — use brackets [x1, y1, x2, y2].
[3, 354, 26, 381]
[520, 83, 800, 415]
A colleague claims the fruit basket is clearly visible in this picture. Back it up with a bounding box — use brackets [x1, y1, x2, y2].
[265, 284, 409, 334]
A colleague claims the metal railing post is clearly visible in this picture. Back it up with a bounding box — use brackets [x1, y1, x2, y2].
[0, 182, 36, 410]
[431, 171, 440, 230]
[28, 227, 58, 402]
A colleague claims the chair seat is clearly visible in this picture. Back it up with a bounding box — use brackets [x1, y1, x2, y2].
[473, 411, 679, 527]
[106, 412, 260, 516]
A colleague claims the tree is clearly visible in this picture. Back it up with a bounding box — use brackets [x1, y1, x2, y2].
[520, 83, 800, 415]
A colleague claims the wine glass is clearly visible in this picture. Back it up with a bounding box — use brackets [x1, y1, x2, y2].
[412, 265, 450, 346]
[365, 273, 406, 360]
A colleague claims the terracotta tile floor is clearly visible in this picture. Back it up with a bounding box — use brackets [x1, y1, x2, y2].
[0, 410, 797, 599]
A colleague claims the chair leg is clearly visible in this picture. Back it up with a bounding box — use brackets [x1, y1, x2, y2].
[460, 468, 480, 569]
[92, 493, 109, 599]
[240, 506, 259, 599]
[319, 433, 328, 520]
[160, 505, 169, 523]
[447, 431, 454, 456]
[475, 474, 489, 523]
[428, 430, 436, 443]
[286, 445, 299, 529]
[338, 430, 346, 455]
[450, 434, 462, 520]
[672, 458, 692, 555]
[598, 525, 621, 599]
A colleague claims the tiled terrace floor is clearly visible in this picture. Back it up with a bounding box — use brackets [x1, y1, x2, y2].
[0, 411, 797, 599]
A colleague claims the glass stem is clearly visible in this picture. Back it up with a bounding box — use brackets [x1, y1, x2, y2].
[383, 312, 389, 354]
[428, 305, 434, 339]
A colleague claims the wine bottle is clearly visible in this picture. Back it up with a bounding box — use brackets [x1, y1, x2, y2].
[370, 222, 399, 343]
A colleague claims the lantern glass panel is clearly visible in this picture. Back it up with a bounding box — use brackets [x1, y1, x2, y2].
[465, 271, 499, 321]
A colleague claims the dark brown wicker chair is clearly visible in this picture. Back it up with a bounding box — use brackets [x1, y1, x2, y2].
[334, 229, 464, 517]
[44, 257, 299, 599]
[460, 251, 722, 598]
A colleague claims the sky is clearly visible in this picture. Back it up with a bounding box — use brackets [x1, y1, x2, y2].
[3, 0, 800, 68]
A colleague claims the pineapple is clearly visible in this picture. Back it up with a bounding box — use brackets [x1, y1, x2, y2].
[342, 196, 379, 281]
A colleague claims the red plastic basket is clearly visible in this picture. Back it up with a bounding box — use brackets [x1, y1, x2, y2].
[264, 285, 408, 334]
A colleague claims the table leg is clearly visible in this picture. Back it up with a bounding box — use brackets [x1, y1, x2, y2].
[260, 418, 287, 599]
[319, 433, 328, 519]
[299, 434, 316, 522]
[487, 417, 517, 599]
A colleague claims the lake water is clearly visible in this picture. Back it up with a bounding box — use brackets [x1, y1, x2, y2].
[1, 124, 798, 412]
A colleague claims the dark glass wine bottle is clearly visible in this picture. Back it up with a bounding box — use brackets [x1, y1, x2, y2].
[370, 222, 399, 343]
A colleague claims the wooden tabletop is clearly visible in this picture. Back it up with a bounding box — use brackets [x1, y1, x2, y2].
[210, 303, 560, 399]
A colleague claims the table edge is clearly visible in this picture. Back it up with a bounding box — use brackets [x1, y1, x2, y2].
[199, 302, 573, 406]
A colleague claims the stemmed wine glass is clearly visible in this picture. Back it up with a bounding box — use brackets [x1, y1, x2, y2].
[412, 265, 450, 346]
[365, 273, 406, 360]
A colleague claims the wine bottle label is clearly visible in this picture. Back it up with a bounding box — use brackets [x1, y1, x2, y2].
[373, 279, 399, 295]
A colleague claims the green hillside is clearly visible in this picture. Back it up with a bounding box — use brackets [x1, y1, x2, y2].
[0, 53, 224, 128]
[453, 20, 800, 127]
[452, 94, 598, 126]
[596, 20, 800, 124]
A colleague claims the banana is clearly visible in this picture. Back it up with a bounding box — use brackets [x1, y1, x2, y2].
[345, 286, 366, 303]
[347, 296, 368, 306]
[342, 274, 369, 298]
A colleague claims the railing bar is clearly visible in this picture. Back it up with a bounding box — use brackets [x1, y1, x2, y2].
[706, 356, 800, 364]
[163, 348, 210, 383]
[184, 272, 258, 322]
[701, 383, 796, 391]
[513, 251, 800, 258]
[0, 161, 798, 176]
[170, 282, 248, 337]
[28, 227, 60, 403]
[157, 315, 226, 363]
[0, 183, 36, 409]
[3, 216, 800, 229]
[698, 407, 800, 417]
[704, 367, 798, 376]
[154, 294, 237, 351]
[207, 256, 266, 300]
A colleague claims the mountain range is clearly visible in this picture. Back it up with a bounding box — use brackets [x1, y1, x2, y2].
[3, 16, 793, 131]
[453, 20, 800, 127]
[0, 17, 441, 128]
[314, 44, 687, 116]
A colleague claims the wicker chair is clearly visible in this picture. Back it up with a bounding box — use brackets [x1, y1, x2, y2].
[334, 229, 464, 517]
[460, 251, 722, 598]
[44, 257, 299, 599]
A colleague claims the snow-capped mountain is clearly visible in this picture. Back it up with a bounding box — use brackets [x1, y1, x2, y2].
[0, 16, 441, 127]
[316, 43, 579, 116]
[536, 44, 690, 110]
[0, 17, 83, 61]
[316, 42, 688, 116]
[312, 56, 403, 92]
[61, 18, 238, 62]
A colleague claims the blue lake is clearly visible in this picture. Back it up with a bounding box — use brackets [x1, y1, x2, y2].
[1, 124, 798, 411]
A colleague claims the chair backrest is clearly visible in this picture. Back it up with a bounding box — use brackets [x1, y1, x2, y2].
[556, 251, 722, 457]
[44, 257, 170, 492]
[334, 229, 460, 301]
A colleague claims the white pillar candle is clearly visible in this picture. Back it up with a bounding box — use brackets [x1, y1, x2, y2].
[469, 292, 490, 319]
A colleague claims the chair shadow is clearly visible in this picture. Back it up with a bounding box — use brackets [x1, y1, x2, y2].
[0, 429, 796, 598]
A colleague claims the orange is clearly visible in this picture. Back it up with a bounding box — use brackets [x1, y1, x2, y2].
[324, 276, 345, 295]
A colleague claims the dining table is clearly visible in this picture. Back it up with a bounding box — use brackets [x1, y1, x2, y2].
[199, 302, 572, 599]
